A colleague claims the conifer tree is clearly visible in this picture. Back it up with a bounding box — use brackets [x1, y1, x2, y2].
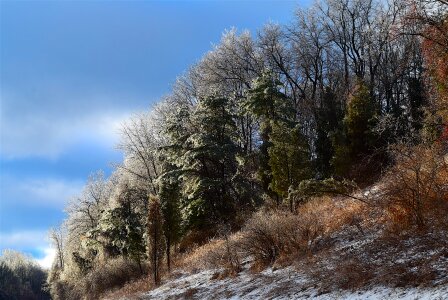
[315, 88, 343, 178]
[408, 77, 426, 131]
[180, 94, 239, 229]
[268, 122, 312, 211]
[91, 189, 146, 271]
[332, 80, 376, 175]
[245, 70, 294, 200]
[147, 196, 165, 285]
[157, 160, 182, 272]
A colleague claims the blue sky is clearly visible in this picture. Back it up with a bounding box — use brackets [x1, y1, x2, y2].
[0, 0, 307, 267]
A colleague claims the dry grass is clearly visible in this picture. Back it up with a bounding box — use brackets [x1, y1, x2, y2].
[180, 195, 369, 273]
[179, 232, 243, 275]
[102, 277, 153, 300]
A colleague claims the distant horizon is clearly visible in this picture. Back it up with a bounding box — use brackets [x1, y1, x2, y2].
[0, 0, 308, 268]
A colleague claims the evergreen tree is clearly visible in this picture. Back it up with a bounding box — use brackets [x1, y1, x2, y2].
[245, 70, 294, 201]
[147, 196, 165, 285]
[88, 186, 146, 271]
[315, 88, 343, 178]
[94, 203, 146, 269]
[180, 94, 240, 229]
[157, 160, 182, 272]
[408, 77, 426, 131]
[268, 122, 312, 211]
[344, 80, 376, 156]
[332, 80, 376, 175]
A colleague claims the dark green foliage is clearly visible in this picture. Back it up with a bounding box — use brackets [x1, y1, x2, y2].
[332, 80, 377, 175]
[147, 196, 165, 285]
[157, 162, 182, 271]
[268, 122, 312, 205]
[89, 187, 147, 269]
[245, 71, 295, 199]
[98, 205, 146, 264]
[244, 70, 294, 124]
[180, 94, 241, 229]
[330, 131, 352, 177]
[408, 77, 426, 131]
[344, 80, 377, 156]
[315, 88, 344, 178]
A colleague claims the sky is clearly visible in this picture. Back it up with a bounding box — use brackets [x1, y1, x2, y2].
[0, 0, 308, 268]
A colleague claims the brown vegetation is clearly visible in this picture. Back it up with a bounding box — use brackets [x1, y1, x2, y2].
[48, 258, 147, 300]
[382, 143, 448, 230]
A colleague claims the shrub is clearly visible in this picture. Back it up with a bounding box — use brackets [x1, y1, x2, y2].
[239, 211, 306, 266]
[182, 196, 367, 271]
[180, 233, 242, 275]
[82, 258, 147, 299]
[48, 257, 147, 300]
[382, 143, 448, 229]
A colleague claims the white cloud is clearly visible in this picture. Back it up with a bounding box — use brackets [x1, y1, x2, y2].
[0, 110, 130, 159]
[0, 230, 48, 249]
[20, 178, 84, 206]
[35, 247, 56, 269]
[0, 231, 55, 269]
[1, 176, 85, 207]
[0, 87, 142, 159]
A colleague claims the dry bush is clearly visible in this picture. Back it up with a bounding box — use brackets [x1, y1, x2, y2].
[102, 276, 153, 300]
[181, 196, 368, 271]
[78, 258, 148, 300]
[46, 280, 82, 300]
[178, 229, 216, 253]
[180, 232, 243, 275]
[297, 196, 366, 240]
[239, 196, 369, 268]
[382, 143, 448, 230]
[238, 210, 303, 266]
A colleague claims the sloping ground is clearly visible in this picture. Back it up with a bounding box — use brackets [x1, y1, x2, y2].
[136, 225, 448, 300]
[112, 185, 448, 300]
[139, 268, 448, 300]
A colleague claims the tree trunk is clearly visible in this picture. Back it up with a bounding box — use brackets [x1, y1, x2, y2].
[166, 236, 171, 272]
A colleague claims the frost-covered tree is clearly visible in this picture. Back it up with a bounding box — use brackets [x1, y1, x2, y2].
[0, 250, 50, 300]
[89, 183, 147, 270]
[118, 113, 164, 195]
[65, 171, 111, 241]
[179, 94, 240, 229]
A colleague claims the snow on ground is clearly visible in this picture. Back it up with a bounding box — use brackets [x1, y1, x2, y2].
[137, 266, 448, 300]
[128, 185, 448, 300]
[134, 225, 447, 300]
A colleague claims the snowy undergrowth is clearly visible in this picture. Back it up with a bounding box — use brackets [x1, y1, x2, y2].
[131, 225, 448, 300]
[113, 186, 448, 300]
[137, 267, 448, 300]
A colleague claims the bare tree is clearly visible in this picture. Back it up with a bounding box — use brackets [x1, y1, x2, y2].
[117, 112, 165, 195]
[49, 226, 66, 270]
[65, 171, 111, 242]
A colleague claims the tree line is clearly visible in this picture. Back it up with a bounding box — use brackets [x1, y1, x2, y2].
[46, 0, 447, 297]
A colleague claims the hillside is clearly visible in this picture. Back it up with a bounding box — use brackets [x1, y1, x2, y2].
[43, 0, 448, 299]
[105, 184, 448, 299]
